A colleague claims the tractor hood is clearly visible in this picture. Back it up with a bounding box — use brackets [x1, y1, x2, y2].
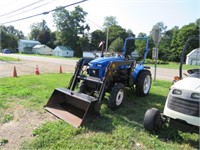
[172, 77, 200, 92]
[89, 57, 124, 67]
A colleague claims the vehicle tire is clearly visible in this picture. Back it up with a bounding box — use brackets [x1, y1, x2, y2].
[136, 70, 152, 96]
[143, 108, 162, 132]
[108, 83, 125, 110]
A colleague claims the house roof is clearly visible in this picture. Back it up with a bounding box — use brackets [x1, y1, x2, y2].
[56, 46, 73, 51]
[187, 48, 200, 57]
[33, 44, 46, 48]
[19, 39, 40, 44]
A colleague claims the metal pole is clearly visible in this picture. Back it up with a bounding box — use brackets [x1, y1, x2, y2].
[154, 42, 159, 81]
[105, 28, 109, 53]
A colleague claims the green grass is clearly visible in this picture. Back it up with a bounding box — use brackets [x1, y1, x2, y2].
[16, 53, 80, 60]
[0, 74, 199, 149]
[0, 73, 72, 112]
[0, 56, 18, 61]
[147, 62, 198, 70]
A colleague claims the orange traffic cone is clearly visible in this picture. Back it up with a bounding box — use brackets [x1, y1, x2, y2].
[59, 65, 63, 74]
[35, 65, 40, 75]
[13, 66, 17, 77]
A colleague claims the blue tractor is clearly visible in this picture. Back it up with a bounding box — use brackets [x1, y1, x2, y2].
[45, 37, 152, 127]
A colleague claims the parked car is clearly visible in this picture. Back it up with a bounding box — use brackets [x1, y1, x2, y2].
[3, 49, 11, 54]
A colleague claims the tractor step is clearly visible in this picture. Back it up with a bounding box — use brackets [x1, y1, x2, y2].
[78, 76, 103, 84]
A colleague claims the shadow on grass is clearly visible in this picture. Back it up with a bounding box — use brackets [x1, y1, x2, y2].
[84, 89, 166, 132]
[84, 89, 199, 149]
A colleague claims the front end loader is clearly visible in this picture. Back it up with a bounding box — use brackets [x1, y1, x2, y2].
[45, 58, 135, 127]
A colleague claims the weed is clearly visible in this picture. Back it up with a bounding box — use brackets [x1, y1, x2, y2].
[0, 138, 8, 146]
[2, 114, 14, 123]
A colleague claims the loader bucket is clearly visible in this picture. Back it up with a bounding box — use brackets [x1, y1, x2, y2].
[45, 88, 99, 127]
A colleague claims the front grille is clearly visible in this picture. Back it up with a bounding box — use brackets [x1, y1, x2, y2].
[167, 95, 199, 117]
[89, 69, 99, 77]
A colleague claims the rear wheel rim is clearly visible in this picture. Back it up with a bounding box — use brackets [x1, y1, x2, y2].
[116, 89, 124, 105]
[143, 75, 151, 94]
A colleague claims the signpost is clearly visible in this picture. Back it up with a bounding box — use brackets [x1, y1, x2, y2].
[152, 25, 162, 81]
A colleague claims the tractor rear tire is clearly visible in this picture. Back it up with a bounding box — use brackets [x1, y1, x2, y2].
[143, 108, 162, 132]
[136, 70, 151, 96]
[108, 83, 125, 110]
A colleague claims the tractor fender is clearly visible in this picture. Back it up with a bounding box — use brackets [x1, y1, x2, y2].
[133, 64, 145, 83]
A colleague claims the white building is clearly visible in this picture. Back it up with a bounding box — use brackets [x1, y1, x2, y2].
[32, 44, 53, 55]
[186, 48, 200, 65]
[83, 51, 102, 58]
[53, 46, 74, 57]
[18, 39, 40, 53]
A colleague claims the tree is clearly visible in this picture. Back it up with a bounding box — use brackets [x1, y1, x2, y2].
[102, 16, 129, 52]
[0, 25, 24, 51]
[108, 25, 127, 46]
[6, 25, 25, 39]
[135, 32, 147, 58]
[29, 20, 52, 46]
[109, 37, 124, 52]
[103, 16, 118, 29]
[159, 26, 179, 61]
[126, 29, 135, 38]
[48, 32, 57, 49]
[172, 21, 199, 62]
[153, 22, 167, 33]
[52, 6, 90, 57]
[90, 30, 106, 50]
[77, 35, 90, 54]
[37, 31, 51, 45]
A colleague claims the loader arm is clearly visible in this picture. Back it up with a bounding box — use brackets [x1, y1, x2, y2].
[68, 58, 93, 90]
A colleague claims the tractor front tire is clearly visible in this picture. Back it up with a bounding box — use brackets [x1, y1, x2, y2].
[143, 108, 162, 132]
[108, 83, 125, 110]
[136, 70, 151, 96]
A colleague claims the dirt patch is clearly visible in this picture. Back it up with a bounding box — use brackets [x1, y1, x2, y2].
[0, 105, 57, 150]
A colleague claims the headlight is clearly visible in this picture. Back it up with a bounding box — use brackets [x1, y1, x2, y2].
[96, 64, 102, 67]
[191, 93, 200, 99]
[172, 89, 182, 95]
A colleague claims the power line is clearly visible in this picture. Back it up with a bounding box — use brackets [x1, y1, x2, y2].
[1, 0, 88, 25]
[86, 18, 103, 29]
[0, 0, 57, 21]
[0, 0, 45, 18]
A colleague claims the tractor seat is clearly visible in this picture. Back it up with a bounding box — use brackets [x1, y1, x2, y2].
[187, 69, 200, 78]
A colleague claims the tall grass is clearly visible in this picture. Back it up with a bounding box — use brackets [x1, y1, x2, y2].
[147, 62, 198, 70]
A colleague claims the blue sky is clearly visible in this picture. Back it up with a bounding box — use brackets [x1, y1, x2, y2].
[0, 0, 199, 36]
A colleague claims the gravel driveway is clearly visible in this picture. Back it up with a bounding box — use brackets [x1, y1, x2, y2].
[0, 54, 77, 78]
[0, 54, 181, 81]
